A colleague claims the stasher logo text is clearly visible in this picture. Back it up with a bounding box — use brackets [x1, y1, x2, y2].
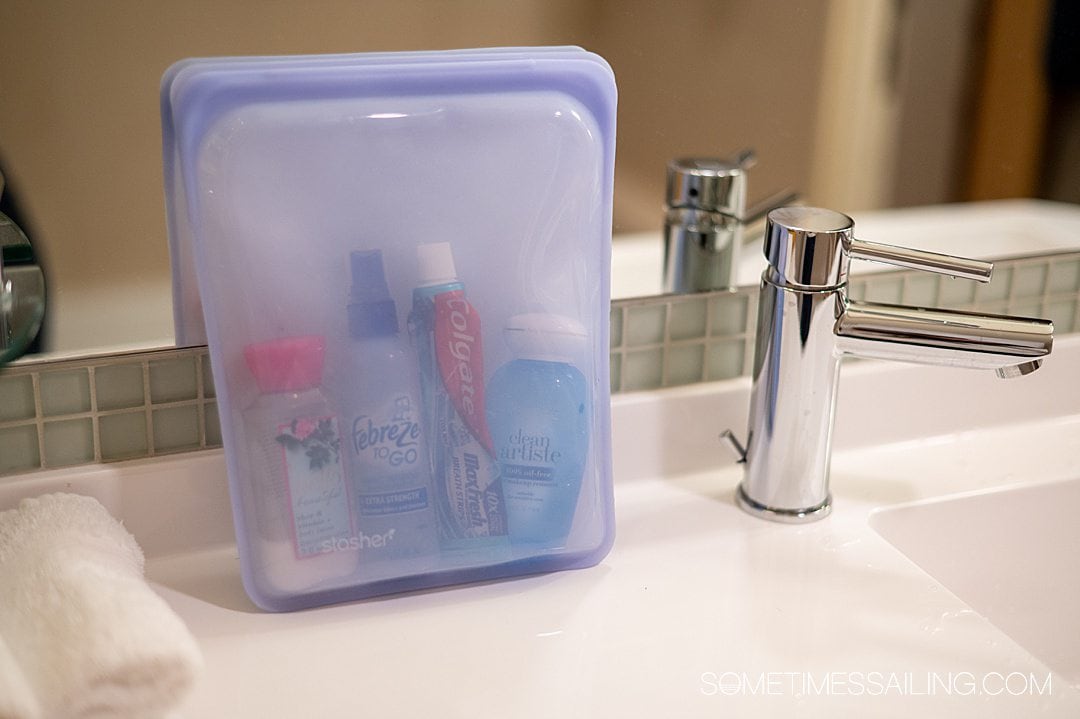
[320, 528, 397, 554]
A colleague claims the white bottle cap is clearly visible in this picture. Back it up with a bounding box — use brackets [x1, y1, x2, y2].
[504, 313, 586, 362]
[416, 242, 458, 287]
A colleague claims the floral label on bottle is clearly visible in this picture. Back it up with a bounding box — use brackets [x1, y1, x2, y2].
[276, 416, 353, 558]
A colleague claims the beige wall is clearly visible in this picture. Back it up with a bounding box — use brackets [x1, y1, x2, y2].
[586, 0, 828, 228]
[0, 1, 589, 351]
[0, 0, 883, 354]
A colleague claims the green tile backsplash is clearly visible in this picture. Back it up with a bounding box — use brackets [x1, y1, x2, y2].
[2, 250, 1080, 476]
[149, 356, 199, 403]
[609, 289, 757, 392]
[0, 347, 220, 476]
[40, 369, 91, 416]
[42, 418, 95, 467]
[95, 363, 145, 411]
[0, 424, 39, 473]
[98, 411, 149, 461]
[0, 375, 34, 423]
[608, 249, 1080, 393]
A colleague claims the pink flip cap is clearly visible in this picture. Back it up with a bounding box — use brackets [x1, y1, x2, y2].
[243, 336, 326, 393]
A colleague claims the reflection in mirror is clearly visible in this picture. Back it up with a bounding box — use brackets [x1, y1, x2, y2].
[661, 152, 798, 295]
[0, 180, 46, 364]
[0, 0, 1076, 361]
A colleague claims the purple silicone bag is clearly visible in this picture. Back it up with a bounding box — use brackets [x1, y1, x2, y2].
[163, 48, 616, 611]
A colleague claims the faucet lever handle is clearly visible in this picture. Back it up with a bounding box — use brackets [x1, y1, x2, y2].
[720, 430, 747, 464]
[847, 238, 993, 283]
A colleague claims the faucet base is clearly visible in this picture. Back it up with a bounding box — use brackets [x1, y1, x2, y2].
[736, 484, 832, 523]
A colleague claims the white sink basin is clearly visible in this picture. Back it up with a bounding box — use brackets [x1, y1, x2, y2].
[871, 477, 1080, 685]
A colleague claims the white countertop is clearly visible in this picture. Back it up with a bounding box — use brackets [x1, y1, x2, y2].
[4, 336, 1079, 717]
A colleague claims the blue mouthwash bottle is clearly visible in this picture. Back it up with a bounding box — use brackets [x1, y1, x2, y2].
[345, 250, 437, 576]
[486, 314, 589, 549]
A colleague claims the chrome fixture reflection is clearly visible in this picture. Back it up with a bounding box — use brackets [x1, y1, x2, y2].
[723, 207, 1054, 523]
[662, 150, 797, 294]
[0, 171, 46, 363]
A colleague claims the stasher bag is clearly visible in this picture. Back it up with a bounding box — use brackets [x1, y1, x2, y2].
[162, 48, 616, 611]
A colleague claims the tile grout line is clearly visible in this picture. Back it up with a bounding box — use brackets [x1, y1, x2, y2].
[31, 371, 45, 471]
[1037, 259, 1050, 315]
[657, 301, 669, 388]
[705, 294, 718, 383]
[143, 359, 156, 458]
[196, 352, 207, 449]
[1003, 260, 1018, 312]
[618, 303, 629, 392]
[88, 366, 102, 463]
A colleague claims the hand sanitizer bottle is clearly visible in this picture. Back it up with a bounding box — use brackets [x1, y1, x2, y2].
[242, 335, 357, 595]
[345, 250, 437, 576]
[486, 314, 590, 549]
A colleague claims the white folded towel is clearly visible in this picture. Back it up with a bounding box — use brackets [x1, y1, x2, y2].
[0, 493, 202, 719]
[0, 633, 41, 719]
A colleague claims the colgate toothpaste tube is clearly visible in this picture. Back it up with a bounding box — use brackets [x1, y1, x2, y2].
[408, 243, 509, 555]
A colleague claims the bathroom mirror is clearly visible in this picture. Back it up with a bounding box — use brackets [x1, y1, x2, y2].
[0, 209, 46, 364]
[0, 0, 1075, 362]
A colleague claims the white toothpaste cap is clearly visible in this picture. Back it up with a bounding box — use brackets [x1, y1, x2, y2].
[416, 242, 458, 287]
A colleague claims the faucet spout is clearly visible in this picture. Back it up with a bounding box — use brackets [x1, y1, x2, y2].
[835, 300, 1054, 374]
[996, 360, 1043, 378]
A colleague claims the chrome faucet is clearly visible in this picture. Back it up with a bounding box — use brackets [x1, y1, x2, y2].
[0, 206, 46, 362]
[723, 207, 1054, 522]
[662, 150, 796, 293]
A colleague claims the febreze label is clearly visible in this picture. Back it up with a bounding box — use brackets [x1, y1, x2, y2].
[429, 289, 508, 542]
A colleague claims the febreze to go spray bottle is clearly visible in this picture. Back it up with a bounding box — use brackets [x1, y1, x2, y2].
[408, 242, 509, 558]
[345, 250, 438, 576]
